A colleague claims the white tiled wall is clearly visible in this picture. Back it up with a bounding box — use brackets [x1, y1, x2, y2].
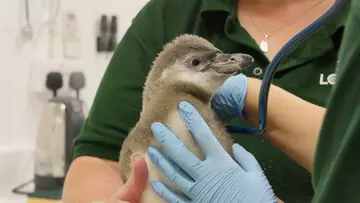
[0, 0, 149, 202]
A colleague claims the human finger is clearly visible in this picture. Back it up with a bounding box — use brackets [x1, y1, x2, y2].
[116, 154, 148, 201]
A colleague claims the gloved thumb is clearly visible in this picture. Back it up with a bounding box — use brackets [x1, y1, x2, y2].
[211, 73, 248, 122]
[116, 153, 148, 202]
[232, 144, 263, 173]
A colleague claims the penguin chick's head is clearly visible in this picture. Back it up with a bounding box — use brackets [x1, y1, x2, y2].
[154, 34, 254, 95]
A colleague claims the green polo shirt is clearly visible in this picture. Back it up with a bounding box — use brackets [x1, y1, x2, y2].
[312, 0, 360, 202]
[73, 0, 349, 202]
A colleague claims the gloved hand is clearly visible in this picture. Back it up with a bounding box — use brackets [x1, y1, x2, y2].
[148, 101, 277, 203]
[211, 73, 248, 122]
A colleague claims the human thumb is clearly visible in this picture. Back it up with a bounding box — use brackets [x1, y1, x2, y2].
[116, 153, 148, 202]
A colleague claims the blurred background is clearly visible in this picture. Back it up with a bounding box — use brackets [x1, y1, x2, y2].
[0, 0, 149, 202]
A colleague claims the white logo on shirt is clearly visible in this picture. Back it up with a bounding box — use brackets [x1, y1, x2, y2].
[319, 73, 337, 85]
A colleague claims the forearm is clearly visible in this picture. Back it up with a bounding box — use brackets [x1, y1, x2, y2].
[244, 77, 326, 172]
[62, 156, 123, 203]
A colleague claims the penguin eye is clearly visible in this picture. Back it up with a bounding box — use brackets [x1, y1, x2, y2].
[190, 58, 201, 66]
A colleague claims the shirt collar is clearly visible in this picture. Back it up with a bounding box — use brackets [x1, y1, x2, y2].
[198, 0, 350, 71]
[268, 5, 350, 72]
[199, 0, 349, 34]
[200, 0, 235, 24]
[324, 4, 349, 35]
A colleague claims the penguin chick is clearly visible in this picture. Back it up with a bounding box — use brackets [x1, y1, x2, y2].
[119, 34, 254, 203]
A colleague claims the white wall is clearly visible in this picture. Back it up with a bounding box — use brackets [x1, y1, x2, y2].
[0, 0, 149, 202]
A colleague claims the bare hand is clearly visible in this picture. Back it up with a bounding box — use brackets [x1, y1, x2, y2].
[105, 154, 148, 203]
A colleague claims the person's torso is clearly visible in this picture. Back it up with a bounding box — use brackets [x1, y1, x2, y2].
[139, 0, 350, 202]
[312, 0, 360, 202]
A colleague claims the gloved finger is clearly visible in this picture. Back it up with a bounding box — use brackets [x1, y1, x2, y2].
[211, 74, 248, 121]
[232, 143, 263, 173]
[151, 182, 191, 203]
[151, 122, 202, 177]
[231, 74, 248, 121]
[159, 150, 194, 182]
[211, 90, 233, 123]
[178, 101, 227, 158]
[148, 146, 194, 195]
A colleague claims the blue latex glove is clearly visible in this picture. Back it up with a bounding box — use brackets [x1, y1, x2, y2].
[211, 73, 248, 122]
[148, 101, 277, 203]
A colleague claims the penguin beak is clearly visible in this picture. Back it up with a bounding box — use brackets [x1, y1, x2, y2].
[210, 53, 254, 75]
